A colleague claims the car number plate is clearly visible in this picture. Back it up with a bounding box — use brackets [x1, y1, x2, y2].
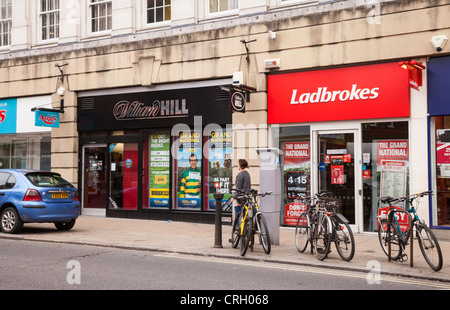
[52, 192, 70, 199]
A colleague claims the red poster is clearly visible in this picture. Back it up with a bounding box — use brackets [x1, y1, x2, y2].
[331, 165, 344, 184]
[123, 143, 138, 210]
[378, 206, 410, 232]
[362, 170, 371, 179]
[437, 143, 450, 164]
[267, 62, 409, 124]
[283, 202, 308, 226]
[377, 140, 408, 164]
[284, 142, 310, 159]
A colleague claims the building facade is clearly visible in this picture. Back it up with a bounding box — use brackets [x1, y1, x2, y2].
[1, 0, 450, 238]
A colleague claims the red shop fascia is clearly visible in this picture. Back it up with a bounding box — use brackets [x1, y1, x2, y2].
[267, 62, 410, 124]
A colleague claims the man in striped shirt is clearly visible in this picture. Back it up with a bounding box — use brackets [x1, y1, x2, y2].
[180, 154, 201, 198]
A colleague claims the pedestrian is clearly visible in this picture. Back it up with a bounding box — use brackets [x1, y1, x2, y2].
[231, 159, 251, 220]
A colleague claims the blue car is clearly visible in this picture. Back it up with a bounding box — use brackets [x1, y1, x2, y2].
[0, 169, 80, 234]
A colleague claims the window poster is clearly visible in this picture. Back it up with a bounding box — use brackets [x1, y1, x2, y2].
[205, 130, 233, 210]
[283, 142, 310, 226]
[377, 140, 409, 208]
[436, 130, 450, 177]
[149, 133, 170, 209]
[331, 165, 345, 185]
[175, 131, 202, 210]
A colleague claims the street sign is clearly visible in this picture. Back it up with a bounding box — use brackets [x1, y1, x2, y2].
[35, 110, 60, 128]
[230, 91, 246, 113]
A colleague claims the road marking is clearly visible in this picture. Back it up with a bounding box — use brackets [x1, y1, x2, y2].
[155, 252, 450, 289]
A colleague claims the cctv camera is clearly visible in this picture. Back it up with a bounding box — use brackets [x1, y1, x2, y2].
[431, 35, 448, 52]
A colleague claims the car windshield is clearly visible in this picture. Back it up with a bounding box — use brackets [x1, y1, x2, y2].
[25, 172, 74, 188]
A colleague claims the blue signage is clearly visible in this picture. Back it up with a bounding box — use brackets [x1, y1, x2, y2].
[35, 110, 60, 128]
[428, 56, 450, 116]
[0, 99, 17, 134]
[319, 162, 326, 171]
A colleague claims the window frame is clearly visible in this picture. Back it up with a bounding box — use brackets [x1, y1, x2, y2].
[39, 0, 60, 42]
[145, 0, 171, 26]
[0, 0, 12, 47]
[88, 0, 112, 35]
[206, 0, 238, 17]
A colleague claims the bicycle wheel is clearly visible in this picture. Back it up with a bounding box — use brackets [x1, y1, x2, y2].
[377, 218, 402, 260]
[416, 222, 443, 271]
[240, 216, 252, 256]
[333, 219, 355, 261]
[313, 213, 332, 261]
[230, 211, 241, 248]
[256, 213, 271, 254]
[295, 212, 310, 253]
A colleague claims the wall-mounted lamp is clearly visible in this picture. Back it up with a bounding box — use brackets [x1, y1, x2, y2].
[57, 86, 65, 96]
[399, 60, 426, 90]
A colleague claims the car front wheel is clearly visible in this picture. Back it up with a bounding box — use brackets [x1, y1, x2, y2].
[1, 207, 24, 234]
[54, 219, 76, 231]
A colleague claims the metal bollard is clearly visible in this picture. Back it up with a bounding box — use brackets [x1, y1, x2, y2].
[214, 193, 224, 248]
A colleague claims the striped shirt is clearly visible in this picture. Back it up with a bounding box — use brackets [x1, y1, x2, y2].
[180, 168, 201, 197]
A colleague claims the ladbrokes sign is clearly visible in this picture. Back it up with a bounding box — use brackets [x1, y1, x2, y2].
[268, 62, 410, 124]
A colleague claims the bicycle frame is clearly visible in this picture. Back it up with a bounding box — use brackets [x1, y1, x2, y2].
[378, 191, 442, 270]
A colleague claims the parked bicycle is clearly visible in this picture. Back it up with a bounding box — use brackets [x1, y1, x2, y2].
[295, 192, 355, 261]
[229, 188, 272, 256]
[378, 190, 443, 271]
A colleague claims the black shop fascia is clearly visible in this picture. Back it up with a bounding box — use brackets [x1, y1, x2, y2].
[77, 85, 232, 223]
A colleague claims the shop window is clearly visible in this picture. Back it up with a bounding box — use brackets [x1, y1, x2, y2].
[205, 128, 233, 211]
[431, 116, 450, 227]
[173, 130, 203, 210]
[280, 126, 310, 226]
[362, 121, 409, 232]
[108, 142, 139, 210]
[0, 134, 50, 170]
[143, 132, 171, 210]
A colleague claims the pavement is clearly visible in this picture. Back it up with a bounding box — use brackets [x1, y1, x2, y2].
[1, 215, 449, 285]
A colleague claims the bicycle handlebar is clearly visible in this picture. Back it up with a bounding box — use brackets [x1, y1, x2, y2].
[230, 188, 273, 199]
[380, 190, 433, 205]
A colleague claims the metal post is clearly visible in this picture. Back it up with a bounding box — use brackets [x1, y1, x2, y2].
[387, 214, 391, 262]
[214, 193, 224, 248]
[410, 214, 414, 267]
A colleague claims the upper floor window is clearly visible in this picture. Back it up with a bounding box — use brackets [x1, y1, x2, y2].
[146, 0, 171, 24]
[0, 0, 12, 46]
[208, 0, 238, 14]
[90, 0, 112, 33]
[40, 0, 60, 41]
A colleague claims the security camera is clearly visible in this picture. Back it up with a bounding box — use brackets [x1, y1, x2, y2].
[431, 35, 448, 52]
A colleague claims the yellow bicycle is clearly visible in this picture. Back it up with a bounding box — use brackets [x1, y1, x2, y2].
[229, 189, 272, 256]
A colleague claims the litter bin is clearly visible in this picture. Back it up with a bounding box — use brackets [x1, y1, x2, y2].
[256, 148, 283, 245]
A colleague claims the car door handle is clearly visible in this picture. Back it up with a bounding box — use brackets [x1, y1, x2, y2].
[0, 193, 5, 196]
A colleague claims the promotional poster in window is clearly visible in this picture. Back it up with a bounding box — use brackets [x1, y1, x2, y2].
[175, 131, 203, 210]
